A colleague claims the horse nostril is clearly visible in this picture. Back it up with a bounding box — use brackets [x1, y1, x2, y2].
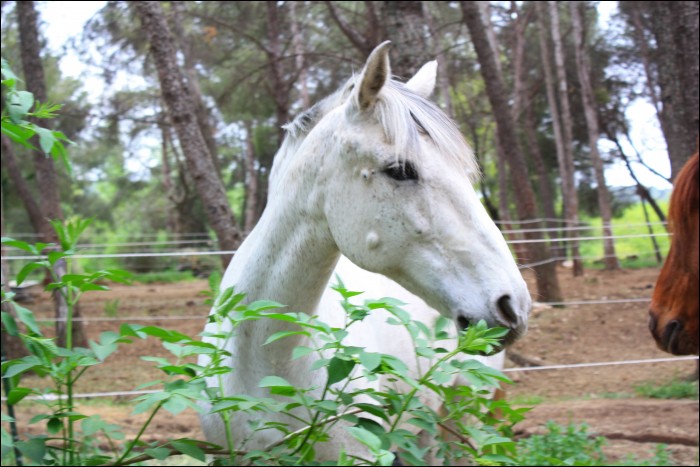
[457, 316, 469, 331]
[497, 295, 519, 328]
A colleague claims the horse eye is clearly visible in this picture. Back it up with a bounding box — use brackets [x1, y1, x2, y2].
[383, 162, 419, 181]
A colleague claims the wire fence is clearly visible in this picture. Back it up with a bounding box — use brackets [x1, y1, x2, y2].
[2, 223, 689, 403]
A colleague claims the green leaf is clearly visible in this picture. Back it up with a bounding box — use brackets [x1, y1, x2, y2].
[16, 437, 47, 463]
[2, 361, 40, 379]
[144, 446, 171, 460]
[291, 345, 314, 360]
[1, 312, 18, 336]
[1, 238, 37, 254]
[259, 376, 295, 396]
[245, 300, 285, 312]
[89, 340, 118, 362]
[263, 330, 309, 346]
[16, 262, 45, 287]
[47, 417, 63, 434]
[7, 387, 34, 405]
[352, 403, 389, 422]
[170, 439, 206, 462]
[14, 303, 42, 335]
[359, 351, 381, 371]
[346, 426, 381, 452]
[327, 357, 356, 385]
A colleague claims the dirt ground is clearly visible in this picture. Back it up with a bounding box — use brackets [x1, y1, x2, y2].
[6, 266, 699, 464]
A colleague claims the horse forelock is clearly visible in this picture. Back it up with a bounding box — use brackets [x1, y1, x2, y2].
[374, 80, 479, 183]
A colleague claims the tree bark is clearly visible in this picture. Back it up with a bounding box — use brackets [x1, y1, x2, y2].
[170, 2, 223, 178]
[135, 1, 242, 267]
[1, 135, 45, 236]
[17, 0, 86, 348]
[290, 1, 310, 110]
[462, 1, 562, 303]
[381, 1, 431, 79]
[17, 0, 63, 242]
[1, 205, 28, 361]
[422, 1, 453, 116]
[647, 1, 699, 179]
[541, 1, 584, 276]
[570, 1, 619, 270]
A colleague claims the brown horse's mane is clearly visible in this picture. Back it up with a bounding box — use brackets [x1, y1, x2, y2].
[668, 151, 699, 251]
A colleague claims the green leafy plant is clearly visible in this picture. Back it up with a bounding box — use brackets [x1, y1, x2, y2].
[515, 421, 674, 466]
[1, 58, 72, 172]
[634, 380, 698, 400]
[2, 222, 526, 465]
[1, 58, 525, 466]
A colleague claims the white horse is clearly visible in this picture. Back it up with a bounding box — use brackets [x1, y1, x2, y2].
[199, 41, 531, 461]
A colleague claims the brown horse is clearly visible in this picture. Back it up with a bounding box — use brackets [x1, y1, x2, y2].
[649, 150, 699, 355]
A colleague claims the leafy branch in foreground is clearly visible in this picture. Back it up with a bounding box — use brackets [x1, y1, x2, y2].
[1, 58, 72, 173]
[2, 241, 525, 465]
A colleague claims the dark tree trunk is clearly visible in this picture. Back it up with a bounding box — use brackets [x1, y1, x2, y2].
[570, 1, 619, 270]
[647, 1, 699, 179]
[380, 1, 431, 79]
[536, 1, 583, 276]
[17, 0, 87, 349]
[134, 1, 242, 267]
[462, 1, 562, 302]
[1, 135, 45, 236]
[170, 2, 223, 178]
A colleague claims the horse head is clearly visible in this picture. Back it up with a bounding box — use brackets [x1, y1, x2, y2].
[279, 42, 531, 347]
[649, 151, 699, 355]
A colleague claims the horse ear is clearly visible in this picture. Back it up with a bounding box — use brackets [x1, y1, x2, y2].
[405, 61, 437, 99]
[355, 41, 392, 110]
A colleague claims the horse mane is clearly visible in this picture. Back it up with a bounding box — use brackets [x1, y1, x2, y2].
[272, 76, 479, 191]
[668, 151, 699, 246]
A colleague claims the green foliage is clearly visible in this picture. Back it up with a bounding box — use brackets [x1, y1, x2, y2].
[578, 200, 670, 269]
[634, 380, 699, 400]
[516, 421, 607, 466]
[515, 422, 673, 466]
[1, 59, 73, 173]
[2, 218, 528, 466]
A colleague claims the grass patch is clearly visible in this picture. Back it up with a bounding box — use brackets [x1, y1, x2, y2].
[509, 394, 546, 406]
[129, 270, 198, 284]
[515, 421, 673, 466]
[634, 380, 699, 399]
[577, 200, 670, 270]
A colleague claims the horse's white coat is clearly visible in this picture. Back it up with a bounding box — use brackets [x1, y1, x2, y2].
[199, 41, 531, 459]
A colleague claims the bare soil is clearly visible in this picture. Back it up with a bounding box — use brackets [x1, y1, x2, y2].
[6, 266, 699, 464]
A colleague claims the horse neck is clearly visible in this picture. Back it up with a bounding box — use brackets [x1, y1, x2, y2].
[221, 172, 340, 370]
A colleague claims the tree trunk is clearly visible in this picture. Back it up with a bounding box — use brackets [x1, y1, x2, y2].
[541, 1, 584, 276]
[1, 206, 28, 361]
[570, 1, 619, 270]
[290, 1, 311, 110]
[17, 1, 63, 242]
[647, 1, 699, 179]
[1, 135, 45, 236]
[462, 1, 562, 303]
[381, 1, 431, 79]
[134, 1, 242, 267]
[523, 105, 563, 258]
[422, 1, 453, 116]
[17, 0, 87, 348]
[170, 2, 223, 178]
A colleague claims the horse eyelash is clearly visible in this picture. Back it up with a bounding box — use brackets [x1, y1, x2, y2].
[383, 161, 419, 181]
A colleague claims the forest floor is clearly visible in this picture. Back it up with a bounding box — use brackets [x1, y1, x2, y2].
[6, 266, 699, 465]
